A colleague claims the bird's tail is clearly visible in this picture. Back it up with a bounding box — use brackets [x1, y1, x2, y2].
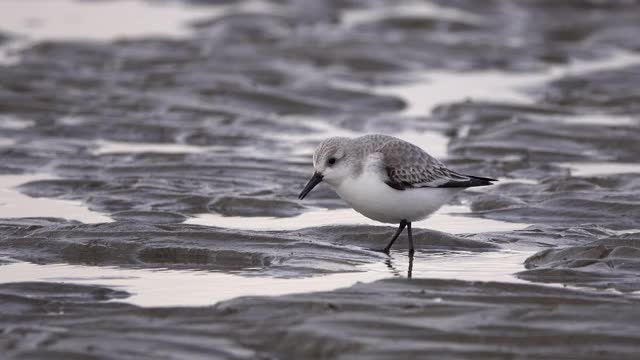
[466, 175, 498, 187]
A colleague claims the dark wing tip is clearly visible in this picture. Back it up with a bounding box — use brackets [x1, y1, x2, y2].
[438, 175, 498, 188]
[469, 175, 498, 184]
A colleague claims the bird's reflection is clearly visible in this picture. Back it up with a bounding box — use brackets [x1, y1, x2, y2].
[384, 252, 414, 278]
[384, 258, 402, 277]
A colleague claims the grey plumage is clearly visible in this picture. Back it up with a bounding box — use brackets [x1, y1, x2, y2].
[377, 137, 494, 190]
[315, 134, 496, 191]
[380, 139, 455, 189]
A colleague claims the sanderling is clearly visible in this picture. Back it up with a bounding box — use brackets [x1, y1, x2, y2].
[298, 134, 496, 255]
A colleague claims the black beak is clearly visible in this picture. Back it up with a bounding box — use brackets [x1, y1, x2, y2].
[298, 172, 323, 200]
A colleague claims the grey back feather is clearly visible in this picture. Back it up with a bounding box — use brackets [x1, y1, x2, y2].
[364, 136, 473, 190]
[313, 134, 495, 190]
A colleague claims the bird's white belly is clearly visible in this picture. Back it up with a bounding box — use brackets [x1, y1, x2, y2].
[334, 172, 461, 224]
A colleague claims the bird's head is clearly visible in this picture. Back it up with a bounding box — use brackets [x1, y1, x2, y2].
[298, 137, 352, 200]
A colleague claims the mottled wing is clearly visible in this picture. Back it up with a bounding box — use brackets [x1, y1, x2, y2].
[378, 139, 485, 190]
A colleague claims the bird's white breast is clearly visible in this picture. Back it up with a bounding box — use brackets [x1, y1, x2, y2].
[334, 162, 461, 224]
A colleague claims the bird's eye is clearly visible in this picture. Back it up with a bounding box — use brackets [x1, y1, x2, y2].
[328, 157, 336, 166]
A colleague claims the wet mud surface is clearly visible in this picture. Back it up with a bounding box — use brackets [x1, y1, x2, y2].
[1, 0, 640, 358]
[518, 232, 640, 292]
[468, 174, 640, 229]
[541, 64, 640, 114]
[3, 279, 640, 359]
[0, 220, 493, 275]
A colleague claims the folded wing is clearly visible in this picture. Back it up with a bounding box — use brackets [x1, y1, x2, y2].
[378, 139, 496, 190]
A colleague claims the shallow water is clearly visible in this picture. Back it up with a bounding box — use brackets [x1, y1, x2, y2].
[186, 205, 529, 233]
[558, 162, 640, 177]
[378, 50, 640, 116]
[0, 174, 112, 223]
[92, 139, 223, 155]
[342, 1, 483, 27]
[0, 0, 223, 41]
[0, 115, 34, 130]
[0, 249, 532, 307]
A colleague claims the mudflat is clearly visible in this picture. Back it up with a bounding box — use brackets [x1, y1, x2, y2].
[1, 0, 640, 358]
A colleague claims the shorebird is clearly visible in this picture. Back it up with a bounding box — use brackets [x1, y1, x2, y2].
[298, 134, 496, 255]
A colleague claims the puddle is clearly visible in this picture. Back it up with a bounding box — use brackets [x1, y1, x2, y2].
[0, 0, 223, 41]
[378, 51, 640, 116]
[0, 174, 112, 223]
[0, 115, 35, 129]
[0, 249, 532, 307]
[0, 261, 385, 307]
[554, 114, 638, 126]
[0, 137, 15, 147]
[380, 70, 538, 116]
[611, 228, 640, 235]
[92, 140, 215, 155]
[186, 204, 529, 233]
[342, 1, 483, 27]
[386, 249, 531, 282]
[0, 39, 31, 66]
[0, 0, 226, 66]
[558, 162, 640, 177]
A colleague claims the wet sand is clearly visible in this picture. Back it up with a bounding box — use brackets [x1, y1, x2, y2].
[3, 280, 640, 359]
[1, 0, 640, 358]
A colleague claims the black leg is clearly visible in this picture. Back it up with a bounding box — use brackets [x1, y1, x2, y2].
[383, 220, 407, 254]
[407, 222, 415, 256]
